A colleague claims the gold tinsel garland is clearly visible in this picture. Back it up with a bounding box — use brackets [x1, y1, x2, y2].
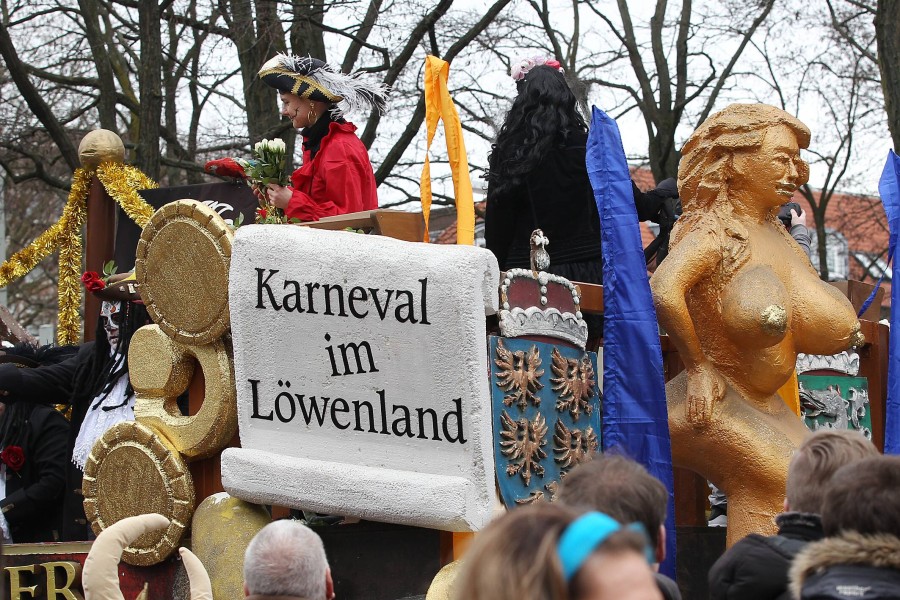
[96, 162, 158, 228]
[0, 163, 157, 345]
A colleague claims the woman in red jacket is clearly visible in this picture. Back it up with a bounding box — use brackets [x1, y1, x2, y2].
[257, 54, 386, 221]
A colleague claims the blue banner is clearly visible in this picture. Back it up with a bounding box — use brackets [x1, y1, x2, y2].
[585, 107, 676, 576]
[880, 150, 900, 454]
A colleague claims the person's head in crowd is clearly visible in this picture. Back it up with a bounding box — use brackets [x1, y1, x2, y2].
[558, 454, 669, 566]
[243, 520, 335, 600]
[454, 503, 661, 600]
[487, 61, 587, 203]
[785, 429, 878, 514]
[821, 455, 900, 538]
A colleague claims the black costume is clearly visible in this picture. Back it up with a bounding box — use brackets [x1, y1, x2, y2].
[655, 572, 682, 600]
[485, 130, 663, 272]
[708, 512, 824, 600]
[0, 402, 69, 542]
[0, 342, 102, 540]
[485, 130, 664, 339]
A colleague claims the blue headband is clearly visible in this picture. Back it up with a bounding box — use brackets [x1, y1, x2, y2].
[556, 512, 653, 582]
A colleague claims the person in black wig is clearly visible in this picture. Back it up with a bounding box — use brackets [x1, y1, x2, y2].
[0, 344, 76, 543]
[485, 61, 666, 341]
[0, 272, 150, 540]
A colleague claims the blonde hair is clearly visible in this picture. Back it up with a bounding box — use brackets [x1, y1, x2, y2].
[454, 504, 573, 600]
[786, 429, 878, 514]
[454, 504, 651, 600]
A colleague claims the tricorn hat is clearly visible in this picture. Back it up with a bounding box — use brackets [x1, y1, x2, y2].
[258, 53, 388, 118]
[82, 270, 142, 303]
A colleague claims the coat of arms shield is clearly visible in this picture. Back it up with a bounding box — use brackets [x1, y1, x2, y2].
[489, 336, 602, 507]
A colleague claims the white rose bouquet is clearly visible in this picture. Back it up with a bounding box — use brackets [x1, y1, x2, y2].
[237, 138, 292, 223]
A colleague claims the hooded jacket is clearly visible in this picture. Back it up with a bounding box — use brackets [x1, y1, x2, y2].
[789, 531, 900, 599]
[708, 512, 823, 600]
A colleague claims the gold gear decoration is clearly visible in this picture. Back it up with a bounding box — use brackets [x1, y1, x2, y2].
[135, 200, 232, 346]
[130, 324, 237, 460]
[83, 420, 195, 566]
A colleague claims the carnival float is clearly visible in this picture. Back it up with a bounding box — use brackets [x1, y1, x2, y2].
[1, 57, 895, 600]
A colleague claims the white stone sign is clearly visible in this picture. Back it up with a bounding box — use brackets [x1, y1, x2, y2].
[221, 225, 500, 531]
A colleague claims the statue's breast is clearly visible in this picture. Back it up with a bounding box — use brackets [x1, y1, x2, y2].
[720, 264, 791, 349]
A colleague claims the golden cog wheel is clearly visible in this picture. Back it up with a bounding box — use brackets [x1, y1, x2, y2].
[135, 199, 232, 346]
[83, 421, 195, 566]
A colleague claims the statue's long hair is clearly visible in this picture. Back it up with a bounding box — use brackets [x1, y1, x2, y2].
[72, 301, 149, 409]
[672, 104, 814, 283]
[486, 66, 587, 203]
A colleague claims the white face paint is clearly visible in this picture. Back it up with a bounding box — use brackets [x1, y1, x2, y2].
[100, 301, 123, 348]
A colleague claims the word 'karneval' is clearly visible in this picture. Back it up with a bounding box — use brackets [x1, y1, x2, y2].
[255, 268, 431, 323]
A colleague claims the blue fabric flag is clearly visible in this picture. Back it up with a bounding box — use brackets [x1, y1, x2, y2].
[880, 150, 900, 454]
[586, 107, 676, 577]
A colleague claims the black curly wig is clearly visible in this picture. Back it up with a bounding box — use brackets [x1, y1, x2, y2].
[486, 65, 588, 202]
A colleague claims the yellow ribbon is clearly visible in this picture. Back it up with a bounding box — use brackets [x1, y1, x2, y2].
[0, 163, 156, 345]
[777, 370, 801, 416]
[419, 55, 475, 245]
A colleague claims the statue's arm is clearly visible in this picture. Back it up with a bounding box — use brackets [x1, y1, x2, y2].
[650, 232, 719, 368]
[651, 231, 725, 422]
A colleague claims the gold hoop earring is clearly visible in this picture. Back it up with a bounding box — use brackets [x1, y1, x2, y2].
[307, 107, 318, 124]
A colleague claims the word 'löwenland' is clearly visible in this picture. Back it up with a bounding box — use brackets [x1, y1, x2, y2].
[248, 380, 467, 444]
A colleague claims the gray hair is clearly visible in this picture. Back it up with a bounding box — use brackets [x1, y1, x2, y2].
[243, 520, 329, 599]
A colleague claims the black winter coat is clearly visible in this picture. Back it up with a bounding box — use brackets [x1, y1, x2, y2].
[709, 512, 824, 600]
[0, 342, 101, 540]
[790, 532, 900, 600]
[1, 403, 68, 542]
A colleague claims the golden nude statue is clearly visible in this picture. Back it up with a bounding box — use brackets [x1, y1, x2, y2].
[650, 104, 863, 545]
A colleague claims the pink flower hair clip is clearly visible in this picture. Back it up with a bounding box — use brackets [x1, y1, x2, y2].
[510, 56, 564, 81]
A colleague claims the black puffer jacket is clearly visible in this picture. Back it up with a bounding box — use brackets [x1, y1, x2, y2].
[790, 532, 900, 599]
[709, 512, 823, 600]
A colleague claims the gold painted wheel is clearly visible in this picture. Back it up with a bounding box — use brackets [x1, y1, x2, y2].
[135, 200, 232, 346]
[83, 421, 195, 566]
[130, 324, 237, 460]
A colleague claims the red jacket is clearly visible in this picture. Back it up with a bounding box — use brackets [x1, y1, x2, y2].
[286, 121, 378, 221]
